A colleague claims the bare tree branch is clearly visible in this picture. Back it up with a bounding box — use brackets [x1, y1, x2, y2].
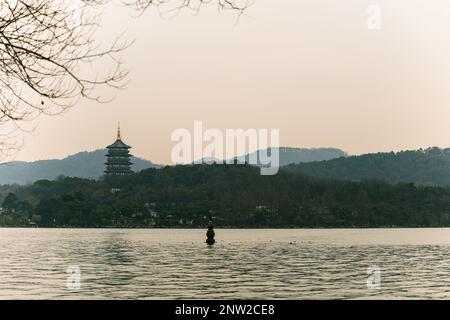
[0, 0, 132, 161]
[0, 0, 248, 162]
[126, 0, 249, 18]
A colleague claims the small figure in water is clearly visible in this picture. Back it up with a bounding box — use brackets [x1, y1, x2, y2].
[206, 216, 215, 245]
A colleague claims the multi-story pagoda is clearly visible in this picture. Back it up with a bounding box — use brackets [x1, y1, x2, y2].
[104, 124, 133, 176]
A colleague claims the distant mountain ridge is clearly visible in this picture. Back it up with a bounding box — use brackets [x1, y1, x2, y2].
[196, 147, 348, 166]
[246, 147, 348, 166]
[0, 149, 159, 185]
[1, 147, 347, 185]
[284, 147, 450, 186]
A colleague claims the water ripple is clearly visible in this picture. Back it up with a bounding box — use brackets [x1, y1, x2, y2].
[1, 228, 450, 299]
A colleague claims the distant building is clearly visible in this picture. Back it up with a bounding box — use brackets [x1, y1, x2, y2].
[104, 123, 133, 176]
[110, 188, 121, 194]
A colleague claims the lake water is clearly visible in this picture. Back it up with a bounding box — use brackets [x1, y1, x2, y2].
[1, 228, 450, 299]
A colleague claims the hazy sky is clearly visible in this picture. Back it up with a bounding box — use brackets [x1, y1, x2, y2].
[13, 0, 450, 163]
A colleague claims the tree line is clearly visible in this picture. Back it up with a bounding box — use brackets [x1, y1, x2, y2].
[1, 163, 450, 228]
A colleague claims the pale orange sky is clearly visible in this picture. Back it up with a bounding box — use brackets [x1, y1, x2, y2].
[13, 0, 450, 163]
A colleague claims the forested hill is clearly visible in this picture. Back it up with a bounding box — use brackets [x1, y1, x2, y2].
[1, 164, 450, 228]
[284, 147, 450, 186]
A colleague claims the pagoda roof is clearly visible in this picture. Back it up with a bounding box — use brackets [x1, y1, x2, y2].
[106, 139, 131, 149]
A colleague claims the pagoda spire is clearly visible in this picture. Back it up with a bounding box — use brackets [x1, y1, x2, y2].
[117, 122, 121, 141]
